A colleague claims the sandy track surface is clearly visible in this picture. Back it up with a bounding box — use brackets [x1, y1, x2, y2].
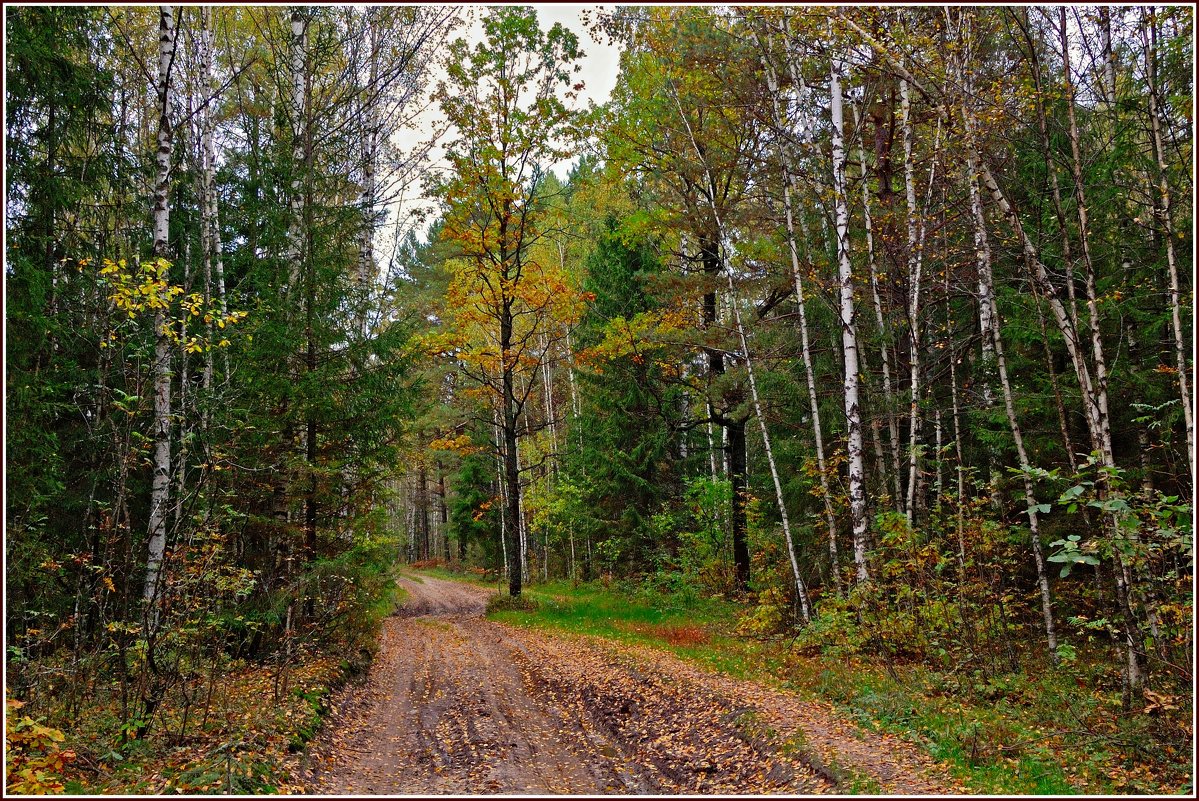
[302, 574, 957, 795]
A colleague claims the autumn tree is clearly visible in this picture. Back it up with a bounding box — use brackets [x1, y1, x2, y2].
[433, 6, 585, 597]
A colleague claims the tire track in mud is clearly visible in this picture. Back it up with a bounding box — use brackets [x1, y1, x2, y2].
[303, 574, 955, 795]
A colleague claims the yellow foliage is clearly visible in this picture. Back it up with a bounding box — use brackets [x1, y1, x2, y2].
[91, 257, 247, 352]
[5, 697, 75, 794]
[427, 434, 479, 455]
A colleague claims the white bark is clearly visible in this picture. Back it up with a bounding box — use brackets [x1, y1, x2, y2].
[199, 7, 227, 393]
[934, 407, 943, 507]
[1059, 9, 1115, 473]
[835, 11, 1106, 462]
[966, 150, 1059, 656]
[515, 434, 528, 585]
[755, 30, 841, 598]
[287, 7, 307, 292]
[829, 45, 870, 583]
[1099, 7, 1117, 108]
[852, 105, 902, 512]
[144, 5, 177, 615]
[494, 413, 508, 579]
[900, 75, 922, 525]
[949, 338, 967, 570]
[706, 400, 720, 482]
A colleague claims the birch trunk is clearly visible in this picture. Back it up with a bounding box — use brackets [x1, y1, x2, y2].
[836, 12, 1111, 465]
[853, 105, 902, 512]
[949, 331, 967, 571]
[900, 75, 923, 526]
[966, 153, 1059, 656]
[830, 46, 870, 583]
[1057, 9, 1140, 688]
[1032, 287, 1079, 472]
[287, 8, 307, 293]
[756, 31, 841, 598]
[144, 5, 177, 616]
[706, 400, 720, 483]
[515, 436, 528, 586]
[1145, 10, 1194, 489]
[199, 7, 215, 411]
[839, 10, 1110, 464]
[494, 414, 509, 580]
[541, 332, 559, 472]
[1059, 9, 1116, 473]
[1099, 8, 1117, 108]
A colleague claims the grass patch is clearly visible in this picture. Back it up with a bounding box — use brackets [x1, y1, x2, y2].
[392, 580, 410, 607]
[414, 618, 456, 632]
[486, 593, 539, 613]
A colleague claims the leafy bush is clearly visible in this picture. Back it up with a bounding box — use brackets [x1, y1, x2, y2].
[5, 697, 75, 794]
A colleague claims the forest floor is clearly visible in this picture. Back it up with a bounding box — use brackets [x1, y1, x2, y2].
[300, 574, 959, 795]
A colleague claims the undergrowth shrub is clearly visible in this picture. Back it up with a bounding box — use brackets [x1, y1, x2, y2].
[5, 697, 75, 794]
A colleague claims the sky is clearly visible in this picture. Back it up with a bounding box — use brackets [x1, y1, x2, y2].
[385, 5, 623, 249]
[536, 4, 623, 111]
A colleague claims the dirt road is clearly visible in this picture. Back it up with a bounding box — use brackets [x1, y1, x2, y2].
[303, 574, 957, 795]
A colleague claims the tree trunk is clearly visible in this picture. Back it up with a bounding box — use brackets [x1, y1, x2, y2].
[853, 105, 902, 513]
[965, 140, 1059, 656]
[674, 63, 810, 607]
[900, 74, 923, 526]
[727, 417, 750, 593]
[417, 464, 429, 561]
[198, 7, 215, 417]
[1059, 8, 1116, 473]
[500, 289, 523, 594]
[1056, 8, 1140, 687]
[494, 416, 509, 579]
[756, 31, 840, 600]
[287, 8, 307, 293]
[144, 4, 177, 620]
[358, 8, 380, 292]
[698, 231, 750, 591]
[516, 433, 529, 585]
[438, 471, 450, 560]
[829, 43, 870, 583]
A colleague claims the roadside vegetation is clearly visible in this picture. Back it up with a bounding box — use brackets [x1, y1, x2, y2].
[5, 547, 402, 795]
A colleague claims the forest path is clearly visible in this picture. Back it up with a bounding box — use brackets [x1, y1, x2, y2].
[302, 574, 957, 795]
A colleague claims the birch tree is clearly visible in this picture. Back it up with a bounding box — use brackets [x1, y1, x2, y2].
[143, 4, 177, 620]
[829, 37, 870, 584]
[669, 79, 813, 621]
[751, 20, 842, 597]
[1144, 8, 1194, 489]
